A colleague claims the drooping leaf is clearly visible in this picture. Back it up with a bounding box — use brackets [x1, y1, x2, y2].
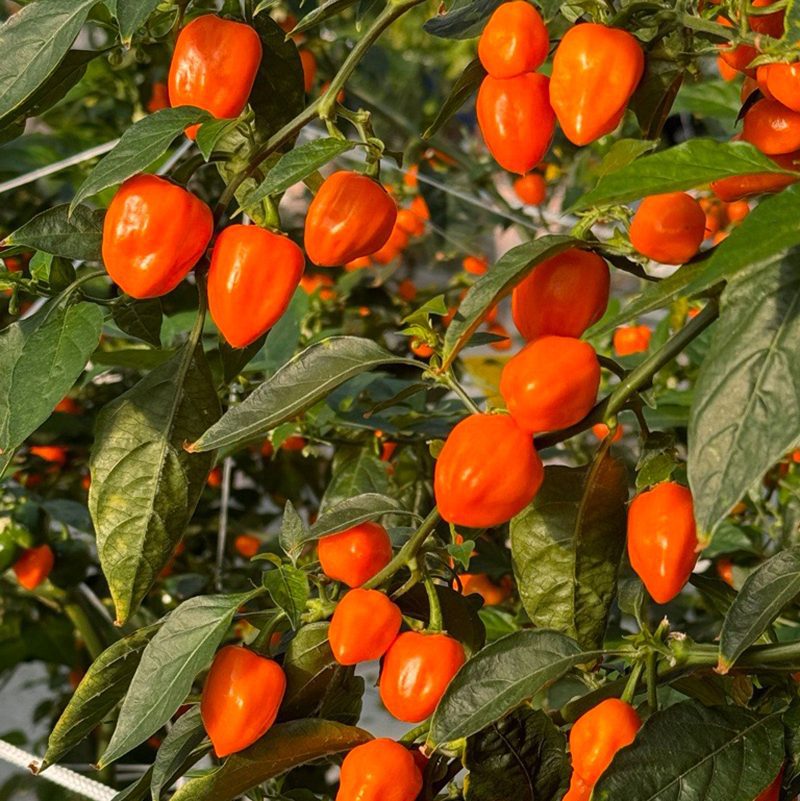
[279, 500, 309, 563]
[195, 117, 240, 161]
[423, 58, 485, 140]
[150, 706, 208, 800]
[593, 702, 784, 801]
[463, 708, 570, 801]
[511, 453, 628, 649]
[0, 299, 104, 477]
[429, 629, 586, 745]
[423, 0, 504, 39]
[90, 337, 221, 623]
[630, 59, 684, 140]
[5, 204, 104, 261]
[442, 236, 576, 369]
[71, 106, 211, 210]
[688, 254, 800, 539]
[114, 0, 162, 44]
[571, 140, 791, 211]
[0, 0, 98, 123]
[290, 0, 359, 36]
[100, 592, 254, 767]
[189, 337, 417, 453]
[241, 137, 356, 212]
[111, 297, 162, 347]
[262, 564, 309, 629]
[170, 719, 371, 801]
[718, 547, 800, 672]
[319, 446, 393, 512]
[42, 626, 158, 768]
[310, 493, 412, 538]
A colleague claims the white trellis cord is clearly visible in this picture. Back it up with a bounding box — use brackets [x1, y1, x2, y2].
[0, 740, 116, 801]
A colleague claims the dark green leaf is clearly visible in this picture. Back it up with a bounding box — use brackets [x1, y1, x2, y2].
[43, 626, 158, 768]
[6, 204, 103, 261]
[111, 769, 154, 801]
[442, 236, 575, 369]
[593, 702, 784, 801]
[0, 0, 97, 122]
[428, 630, 586, 745]
[71, 106, 211, 210]
[290, 0, 359, 36]
[310, 493, 412, 538]
[170, 719, 371, 801]
[0, 299, 103, 477]
[571, 140, 789, 212]
[242, 138, 356, 211]
[111, 297, 162, 347]
[280, 500, 309, 563]
[630, 60, 684, 140]
[114, 0, 162, 44]
[688, 254, 800, 539]
[150, 706, 208, 800]
[423, 58, 485, 140]
[100, 592, 254, 767]
[195, 118, 240, 161]
[718, 547, 800, 672]
[262, 564, 309, 629]
[423, 0, 504, 39]
[189, 337, 417, 453]
[463, 708, 569, 801]
[674, 78, 742, 124]
[90, 338, 221, 623]
[511, 453, 628, 650]
[319, 447, 392, 512]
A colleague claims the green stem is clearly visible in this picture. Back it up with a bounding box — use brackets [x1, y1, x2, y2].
[443, 372, 481, 415]
[400, 720, 431, 743]
[251, 612, 287, 656]
[621, 661, 644, 703]
[646, 649, 658, 712]
[64, 602, 105, 661]
[363, 507, 441, 589]
[423, 574, 443, 632]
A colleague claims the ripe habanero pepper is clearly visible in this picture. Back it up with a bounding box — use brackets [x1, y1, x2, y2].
[336, 739, 423, 801]
[513, 172, 547, 205]
[627, 481, 698, 604]
[613, 324, 651, 356]
[478, 1, 549, 79]
[511, 248, 609, 341]
[13, 545, 55, 591]
[549, 23, 644, 146]
[304, 171, 397, 266]
[102, 174, 213, 299]
[233, 534, 260, 558]
[569, 698, 641, 786]
[629, 192, 706, 265]
[710, 148, 799, 201]
[742, 98, 800, 155]
[208, 224, 304, 349]
[434, 413, 544, 528]
[379, 631, 466, 722]
[755, 766, 784, 801]
[500, 335, 601, 433]
[200, 645, 286, 757]
[168, 15, 262, 139]
[317, 521, 393, 587]
[476, 72, 555, 175]
[329, 588, 402, 665]
[758, 63, 800, 112]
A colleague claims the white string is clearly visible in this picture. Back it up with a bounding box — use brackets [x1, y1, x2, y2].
[0, 740, 116, 801]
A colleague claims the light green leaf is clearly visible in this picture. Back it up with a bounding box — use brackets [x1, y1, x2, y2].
[195, 117, 240, 161]
[6, 204, 104, 261]
[311, 493, 415, 538]
[114, 0, 161, 44]
[262, 564, 309, 629]
[150, 706, 208, 800]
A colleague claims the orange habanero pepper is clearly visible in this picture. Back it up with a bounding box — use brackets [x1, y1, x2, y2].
[627, 481, 698, 604]
[299, 49, 317, 93]
[304, 171, 397, 266]
[755, 767, 784, 801]
[613, 324, 651, 356]
[758, 63, 800, 112]
[477, 72, 555, 174]
[563, 772, 592, 801]
[478, 1, 549, 79]
[434, 413, 544, 527]
[549, 23, 644, 146]
[317, 521, 393, 587]
[511, 248, 609, 341]
[168, 15, 262, 139]
[710, 149, 800, 201]
[201, 645, 286, 757]
[513, 172, 547, 205]
[102, 174, 213, 299]
[234, 534, 260, 558]
[13, 544, 55, 591]
[379, 631, 466, 722]
[500, 335, 601, 433]
[742, 98, 800, 155]
[629, 192, 706, 265]
[329, 588, 402, 665]
[336, 739, 423, 801]
[208, 224, 304, 349]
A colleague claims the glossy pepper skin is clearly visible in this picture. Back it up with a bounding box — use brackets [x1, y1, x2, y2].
[200, 645, 286, 757]
[379, 631, 466, 722]
[711, 148, 799, 200]
[742, 99, 800, 155]
[317, 521, 393, 587]
[168, 15, 262, 139]
[476, 73, 555, 174]
[629, 192, 706, 265]
[563, 772, 591, 801]
[102, 174, 213, 299]
[304, 171, 397, 266]
[627, 482, 698, 604]
[759, 63, 800, 112]
[513, 172, 546, 205]
[329, 588, 402, 665]
[434, 414, 544, 528]
[478, 1, 549, 79]
[208, 225, 304, 348]
[336, 739, 423, 801]
[511, 248, 609, 341]
[549, 23, 644, 146]
[569, 698, 641, 785]
[500, 336, 601, 433]
[13, 544, 54, 590]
